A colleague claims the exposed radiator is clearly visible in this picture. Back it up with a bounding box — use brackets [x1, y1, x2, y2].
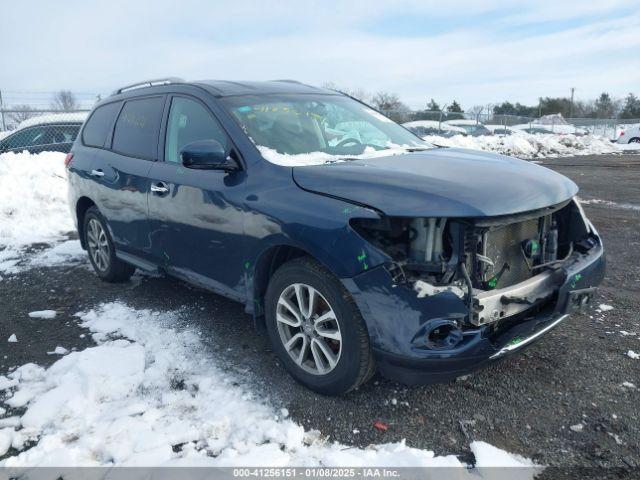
[480, 217, 542, 288]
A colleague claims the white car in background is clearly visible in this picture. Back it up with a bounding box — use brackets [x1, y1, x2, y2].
[615, 124, 640, 144]
[444, 119, 493, 136]
[402, 120, 467, 138]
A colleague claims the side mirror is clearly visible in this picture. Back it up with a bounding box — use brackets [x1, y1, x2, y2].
[180, 140, 239, 171]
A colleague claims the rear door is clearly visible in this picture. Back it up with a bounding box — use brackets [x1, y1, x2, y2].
[147, 94, 248, 300]
[91, 96, 165, 263]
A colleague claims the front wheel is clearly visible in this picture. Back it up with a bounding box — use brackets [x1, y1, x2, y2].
[83, 206, 135, 282]
[629, 137, 640, 144]
[265, 257, 375, 395]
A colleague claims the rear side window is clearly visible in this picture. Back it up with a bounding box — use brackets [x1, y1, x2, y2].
[3, 126, 47, 149]
[83, 102, 121, 148]
[112, 97, 164, 159]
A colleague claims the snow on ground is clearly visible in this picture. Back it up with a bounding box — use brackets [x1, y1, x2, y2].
[423, 132, 623, 158]
[579, 198, 640, 212]
[0, 151, 79, 275]
[0, 302, 539, 475]
[27, 310, 57, 319]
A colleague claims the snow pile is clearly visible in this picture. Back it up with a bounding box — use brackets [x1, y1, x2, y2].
[0, 151, 77, 274]
[257, 144, 422, 167]
[423, 132, 620, 158]
[0, 303, 538, 474]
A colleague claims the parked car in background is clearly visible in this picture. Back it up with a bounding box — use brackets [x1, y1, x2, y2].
[535, 114, 587, 135]
[615, 124, 640, 144]
[67, 78, 604, 395]
[402, 120, 466, 138]
[512, 125, 555, 135]
[484, 125, 517, 135]
[513, 123, 585, 136]
[0, 112, 87, 154]
[444, 119, 493, 136]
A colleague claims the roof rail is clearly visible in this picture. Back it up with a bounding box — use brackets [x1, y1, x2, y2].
[111, 77, 184, 96]
[271, 79, 303, 84]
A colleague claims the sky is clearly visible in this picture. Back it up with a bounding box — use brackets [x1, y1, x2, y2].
[2, 0, 639, 110]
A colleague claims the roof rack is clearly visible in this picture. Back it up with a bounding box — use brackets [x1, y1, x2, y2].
[111, 77, 184, 96]
[271, 79, 303, 84]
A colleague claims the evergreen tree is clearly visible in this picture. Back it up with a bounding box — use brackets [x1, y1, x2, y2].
[446, 100, 464, 120]
[594, 92, 614, 118]
[620, 93, 640, 119]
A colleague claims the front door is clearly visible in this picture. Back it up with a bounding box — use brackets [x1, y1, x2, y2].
[147, 95, 248, 300]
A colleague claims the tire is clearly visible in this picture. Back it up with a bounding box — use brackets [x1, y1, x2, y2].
[629, 137, 640, 144]
[265, 257, 375, 395]
[83, 206, 135, 282]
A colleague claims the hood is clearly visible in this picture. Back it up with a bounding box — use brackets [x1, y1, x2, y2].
[292, 148, 578, 217]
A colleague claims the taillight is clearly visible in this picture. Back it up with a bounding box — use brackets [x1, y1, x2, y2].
[620, 131, 625, 136]
[64, 152, 74, 168]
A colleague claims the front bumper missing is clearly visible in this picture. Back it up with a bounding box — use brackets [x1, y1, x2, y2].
[344, 239, 605, 385]
[473, 270, 559, 325]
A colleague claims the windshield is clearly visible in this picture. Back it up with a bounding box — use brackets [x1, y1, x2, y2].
[220, 94, 433, 166]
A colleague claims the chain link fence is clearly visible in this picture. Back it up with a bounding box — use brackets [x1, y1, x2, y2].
[0, 109, 90, 153]
[403, 110, 640, 140]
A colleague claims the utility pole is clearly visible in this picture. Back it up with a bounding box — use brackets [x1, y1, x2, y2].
[0, 90, 6, 131]
[569, 87, 575, 118]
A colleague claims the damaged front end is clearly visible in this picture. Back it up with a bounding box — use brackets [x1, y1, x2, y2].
[346, 197, 605, 384]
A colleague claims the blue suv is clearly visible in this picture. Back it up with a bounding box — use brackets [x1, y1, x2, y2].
[67, 78, 604, 395]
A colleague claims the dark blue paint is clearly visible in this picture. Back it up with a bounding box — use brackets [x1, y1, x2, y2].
[293, 148, 578, 217]
[344, 242, 604, 384]
[67, 80, 605, 384]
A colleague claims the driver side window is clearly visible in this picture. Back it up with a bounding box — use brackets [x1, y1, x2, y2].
[165, 97, 228, 163]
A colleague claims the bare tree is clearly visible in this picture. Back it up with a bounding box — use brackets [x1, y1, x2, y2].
[51, 90, 79, 111]
[371, 91, 410, 123]
[468, 105, 485, 122]
[7, 104, 37, 125]
[321, 82, 371, 104]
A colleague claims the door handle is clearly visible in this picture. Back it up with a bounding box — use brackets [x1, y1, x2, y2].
[90, 169, 104, 177]
[151, 182, 169, 194]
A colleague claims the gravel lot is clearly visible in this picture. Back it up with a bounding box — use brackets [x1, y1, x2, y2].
[1, 153, 639, 471]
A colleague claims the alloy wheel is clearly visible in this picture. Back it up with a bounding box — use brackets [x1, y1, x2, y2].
[87, 218, 110, 272]
[276, 283, 342, 375]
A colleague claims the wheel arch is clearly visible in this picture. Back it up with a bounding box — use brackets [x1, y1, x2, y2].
[76, 196, 96, 249]
[250, 244, 320, 329]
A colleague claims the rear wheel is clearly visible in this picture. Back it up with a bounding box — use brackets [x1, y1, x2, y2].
[83, 206, 135, 282]
[629, 137, 640, 144]
[265, 257, 375, 395]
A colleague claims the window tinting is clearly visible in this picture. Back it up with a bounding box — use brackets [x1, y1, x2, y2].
[2, 126, 48, 150]
[165, 97, 228, 163]
[44, 125, 81, 144]
[83, 102, 121, 148]
[112, 97, 164, 159]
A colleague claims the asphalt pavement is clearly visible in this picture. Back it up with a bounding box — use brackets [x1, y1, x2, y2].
[1, 153, 639, 472]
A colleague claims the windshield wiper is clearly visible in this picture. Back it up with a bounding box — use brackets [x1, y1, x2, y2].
[404, 146, 435, 152]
